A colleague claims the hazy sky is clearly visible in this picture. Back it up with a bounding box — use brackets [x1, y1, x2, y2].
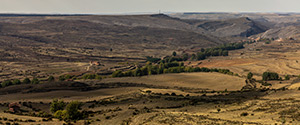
[1, 0, 300, 14]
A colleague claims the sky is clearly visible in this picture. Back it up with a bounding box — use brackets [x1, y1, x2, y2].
[1, 0, 300, 14]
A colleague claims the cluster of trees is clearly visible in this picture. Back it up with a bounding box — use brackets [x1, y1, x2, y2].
[146, 42, 246, 63]
[58, 73, 102, 81]
[82, 73, 102, 80]
[0, 77, 40, 88]
[192, 42, 245, 61]
[262, 72, 279, 81]
[112, 61, 236, 78]
[58, 74, 74, 81]
[50, 99, 87, 121]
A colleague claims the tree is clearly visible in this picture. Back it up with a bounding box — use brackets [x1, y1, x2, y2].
[247, 72, 253, 79]
[82, 74, 96, 79]
[172, 51, 177, 56]
[285, 75, 290, 80]
[133, 68, 142, 76]
[95, 75, 102, 80]
[182, 53, 189, 61]
[23, 78, 31, 84]
[64, 101, 83, 121]
[191, 54, 196, 60]
[262, 72, 279, 81]
[48, 76, 55, 82]
[200, 48, 205, 52]
[31, 78, 40, 84]
[59, 75, 66, 81]
[65, 74, 72, 79]
[112, 70, 123, 77]
[50, 99, 66, 113]
[196, 52, 205, 60]
[12, 79, 21, 85]
[53, 110, 66, 120]
[1, 80, 12, 87]
[222, 50, 229, 56]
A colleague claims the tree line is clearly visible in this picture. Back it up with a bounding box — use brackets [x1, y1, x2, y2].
[0, 77, 40, 88]
[112, 61, 237, 78]
[146, 42, 248, 63]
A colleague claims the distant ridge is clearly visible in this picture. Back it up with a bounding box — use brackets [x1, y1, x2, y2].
[0, 13, 92, 17]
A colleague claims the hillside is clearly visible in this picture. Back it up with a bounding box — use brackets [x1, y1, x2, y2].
[259, 25, 300, 39]
[186, 17, 269, 37]
[0, 16, 225, 62]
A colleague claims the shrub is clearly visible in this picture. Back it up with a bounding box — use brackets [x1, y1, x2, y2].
[112, 71, 123, 77]
[31, 78, 39, 84]
[48, 76, 55, 82]
[53, 110, 66, 120]
[64, 101, 83, 121]
[58, 75, 66, 81]
[285, 75, 290, 80]
[262, 72, 279, 81]
[247, 72, 253, 79]
[82, 74, 96, 79]
[240, 112, 249, 116]
[95, 75, 102, 80]
[146, 56, 161, 63]
[22, 78, 31, 84]
[50, 99, 66, 113]
[12, 79, 21, 85]
[172, 51, 177, 56]
[1, 80, 12, 87]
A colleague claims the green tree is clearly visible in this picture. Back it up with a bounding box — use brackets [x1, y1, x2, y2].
[59, 75, 66, 81]
[182, 53, 189, 61]
[12, 79, 21, 85]
[172, 51, 177, 56]
[112, 70, 123, 77]
[222, 50, 229, 56]
[31, 78, 40, 84]
[247, 72, 253, 79]
[262, 72, 279, 81]
[23, 78, 31, 84]
[200, 48, 205, 52]
[48, 76, 55, 82]
[95, 75, 102, 80]
[64, 101, 83, 121]
[83, 74, 96, 79]
[285, 75, 290, 80]
[196, 52, 205, 60]
[1, 80, 12, 87]
[50, 99, 66, 113]
[65, 74, 72, 79]
[53, 110, 66, 120]
[134, 68, 142, 76]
